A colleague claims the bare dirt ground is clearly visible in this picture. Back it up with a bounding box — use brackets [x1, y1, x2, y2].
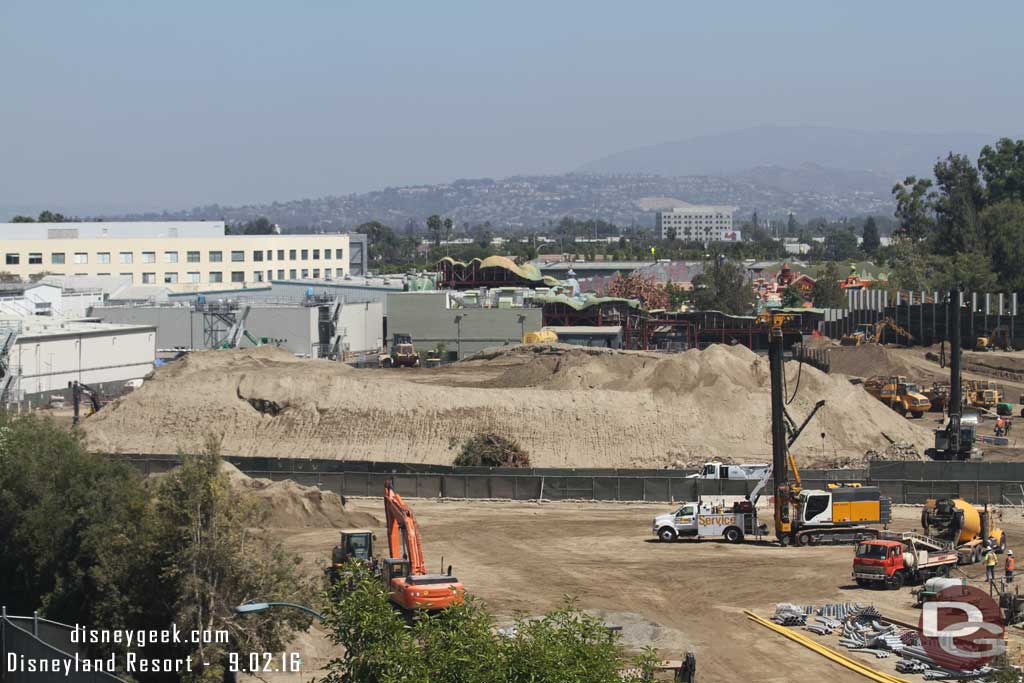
[84, 344, 932, 469]
[260, 499, 1024, 683]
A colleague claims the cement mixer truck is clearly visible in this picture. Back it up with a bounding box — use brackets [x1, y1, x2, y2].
[921, 498, 1005, 564]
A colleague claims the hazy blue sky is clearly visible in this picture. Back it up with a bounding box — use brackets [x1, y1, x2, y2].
[2, 1, 1021, 214]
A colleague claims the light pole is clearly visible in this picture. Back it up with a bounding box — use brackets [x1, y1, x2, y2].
[454, 313, 465, 359]
[235, 601, 324, 621]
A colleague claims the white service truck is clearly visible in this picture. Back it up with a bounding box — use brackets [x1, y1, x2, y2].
[653, 500, 768, 544]
[686, 462, 770, 480]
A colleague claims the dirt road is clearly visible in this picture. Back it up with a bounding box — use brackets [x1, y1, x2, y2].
[271, 500, 1024, 682]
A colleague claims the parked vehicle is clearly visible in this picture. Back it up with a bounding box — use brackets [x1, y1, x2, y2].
[686, 462, 769, 480]
[852, 532, 958, 590]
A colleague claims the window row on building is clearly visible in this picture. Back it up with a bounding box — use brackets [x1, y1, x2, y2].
[81, 267, 349, 285]
[3, 247, 344, 267]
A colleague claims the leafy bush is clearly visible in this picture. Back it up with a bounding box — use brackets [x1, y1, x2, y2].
[321, 564, 658, 683]
[453, 432, 531, 468]
[0, 418, 313, 682]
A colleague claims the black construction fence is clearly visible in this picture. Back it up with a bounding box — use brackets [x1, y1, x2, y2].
[116, 453, 868, 504]
[868, 460, 1024, 507]
[821, 289, 1024, 350]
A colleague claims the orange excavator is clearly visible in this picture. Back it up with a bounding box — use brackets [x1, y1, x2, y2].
[382, 482, 464, 611]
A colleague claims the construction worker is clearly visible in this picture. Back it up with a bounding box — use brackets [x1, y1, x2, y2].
[985, 545, 998, 582]
[1007, 550, 1016, 583]
[995, 417, 1006, 437]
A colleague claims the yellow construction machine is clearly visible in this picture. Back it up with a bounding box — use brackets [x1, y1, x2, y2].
[863, 375, 931, 418]
[976, 326, 1012, 352]
[840, 317, 914, 347]
[758, 312, 892, 546]
[522, 329, 559, 345]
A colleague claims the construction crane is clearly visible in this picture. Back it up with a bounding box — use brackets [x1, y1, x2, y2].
[758, 312, 892, 546]
[382, 482, 464, 611]
[69, 381, 102, 426]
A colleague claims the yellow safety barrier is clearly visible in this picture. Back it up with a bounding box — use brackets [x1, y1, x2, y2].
[744, 611, 912, 683]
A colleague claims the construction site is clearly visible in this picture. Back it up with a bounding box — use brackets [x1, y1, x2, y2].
[4, 265, 1023, 681]
[49, 290, 1024, 682]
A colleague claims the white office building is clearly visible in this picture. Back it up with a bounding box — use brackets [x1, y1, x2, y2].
[657, 206, 738, 242]
[0, 221, 352, 292]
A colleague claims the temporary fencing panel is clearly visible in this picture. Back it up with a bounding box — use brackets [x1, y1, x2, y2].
[1, 613, 129, 683]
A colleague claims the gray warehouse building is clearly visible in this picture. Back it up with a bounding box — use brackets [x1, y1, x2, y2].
[90, 299, 383, 357]
[387, 291, 542, 359]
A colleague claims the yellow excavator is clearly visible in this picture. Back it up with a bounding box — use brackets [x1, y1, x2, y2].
[840, 317, 914, 347]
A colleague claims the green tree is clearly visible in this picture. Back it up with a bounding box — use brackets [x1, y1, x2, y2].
[0, 419, 318, 683]
[891, 176, 935, 241]
[786, 213, 798, 237]
[781, 287, 804, 308]
[427, 215, 443, 247]
[241, 216, 275, 235]
[810, 262, 846, 309]
[931, 153, 985, 256]
[320, 564, 656, 683]
[156, 438, 315, 682]
[981, 199, 1024, 290]
[979, 137, 1024, 204]
[0, 416, 162, 636]
[10, 215, 35, 222]
[822, 228, 859, 261]
[861, 216, 880, 255]
[887, 237, 941, 292]
[37, 210, 69, 222]
[690, 259, 755, 315]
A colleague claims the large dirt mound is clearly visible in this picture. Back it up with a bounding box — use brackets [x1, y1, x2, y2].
[223, 462, 379, 529]
[85, 345, 932, 468]
[827, 344, 925, 379]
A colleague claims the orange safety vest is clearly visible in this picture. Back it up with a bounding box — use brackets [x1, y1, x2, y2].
[1008, 556, 1016, 572]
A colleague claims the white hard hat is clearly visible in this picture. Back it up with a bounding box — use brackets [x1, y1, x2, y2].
[1010, 550, 1014, 555]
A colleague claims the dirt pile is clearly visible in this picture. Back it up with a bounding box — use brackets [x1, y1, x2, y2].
[827, 344, 930, 379]
[85, 344, 933, 468]
[222, 462, 379, 529]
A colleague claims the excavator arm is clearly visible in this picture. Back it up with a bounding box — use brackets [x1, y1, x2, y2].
[873, 317, 914, 344]
[384, 482, 427, 575]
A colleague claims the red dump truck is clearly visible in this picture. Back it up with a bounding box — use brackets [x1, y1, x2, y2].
[852, 532, 959, 590]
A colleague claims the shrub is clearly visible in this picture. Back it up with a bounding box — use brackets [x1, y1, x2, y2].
[453, 432, 531, 468]
[321, 564, 657, 683]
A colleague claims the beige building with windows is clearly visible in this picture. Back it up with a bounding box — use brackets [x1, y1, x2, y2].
[0, 221, 351, 292]
[657, 206, 738, 242]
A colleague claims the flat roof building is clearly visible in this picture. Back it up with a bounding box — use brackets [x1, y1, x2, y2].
[0, 221, 353, 292]
[657, 206, 738, 242]
[5, 318, 157, 398]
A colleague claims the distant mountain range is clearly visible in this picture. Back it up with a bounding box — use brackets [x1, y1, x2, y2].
[115, 172, 895, 230]
[95, 126, 1005, 230]
[577, 125, 995, 178]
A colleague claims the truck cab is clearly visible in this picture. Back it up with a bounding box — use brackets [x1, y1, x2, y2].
[326, 529, 376, 582]
[852, 535, 956, 589]
[687, 462, 769, 480]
